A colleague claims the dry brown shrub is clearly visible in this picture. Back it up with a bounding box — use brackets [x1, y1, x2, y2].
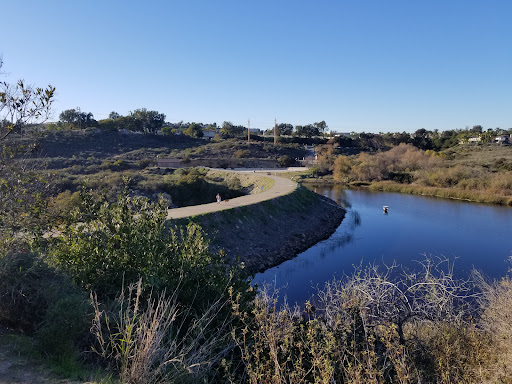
[477, 274, 512, 383]
[488, 171, 512, 195]
[231, 258, 486, 384]
[91, 279, 232, 384]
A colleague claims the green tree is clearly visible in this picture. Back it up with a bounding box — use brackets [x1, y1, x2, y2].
[0, 61, 55, 139]
[129, 108, 166, 134]
[97, 118, 118, 131]
[161, 126, 176, 135]
[412, 128, 433, 150]
[221, 121, 244, 137]
[277, 123, 293, 136]
[115, 115, 137, 131]
[59, 108, 96, 129]
[278, 154, 295, 167]
[77, 111, 96, 129]
[108, 111, 121, 120]
[0, 59, 56, 250]
[183, 122, 204, 138]
[471, 125, 483, 134]
[314, 120, 328, 136]
[59, 109, 79, 125]
[296, 124, 319, 138]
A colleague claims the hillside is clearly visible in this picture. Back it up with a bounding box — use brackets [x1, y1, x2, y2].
[14, 129, 306, 166]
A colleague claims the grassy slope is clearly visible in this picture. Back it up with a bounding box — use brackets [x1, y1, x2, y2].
[23, 130, 305, 164]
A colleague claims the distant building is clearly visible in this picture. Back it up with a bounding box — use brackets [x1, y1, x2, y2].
[329, 131, 352, 138]
[468, 137, 481, 143]
[495, 135, 510, 144]
[202, 129, 219, 139]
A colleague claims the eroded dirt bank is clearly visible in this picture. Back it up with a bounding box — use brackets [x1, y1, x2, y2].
[181, 187, 345, 274]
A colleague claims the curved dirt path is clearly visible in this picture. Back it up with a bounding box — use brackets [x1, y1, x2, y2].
[166, 171, 298, 220]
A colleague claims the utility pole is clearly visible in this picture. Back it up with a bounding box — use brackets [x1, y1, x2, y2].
[248, 119, 250, 144]
[274, 118, 277, 145]
[76, 106, 81, 130]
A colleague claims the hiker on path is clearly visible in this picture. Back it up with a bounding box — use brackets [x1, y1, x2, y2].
[216, 193, 221, 204]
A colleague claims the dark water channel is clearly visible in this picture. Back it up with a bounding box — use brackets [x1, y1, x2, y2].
[253, 185, 512, 306]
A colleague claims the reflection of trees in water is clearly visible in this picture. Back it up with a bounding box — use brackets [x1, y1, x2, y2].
[319, 210, 361, 257]
[349, 211, 361, 229]
[310, 184, 351, 208]
[319, 233, 354, 258]
[339, 197, 351, 209]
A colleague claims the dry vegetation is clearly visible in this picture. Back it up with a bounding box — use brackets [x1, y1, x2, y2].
[327, 143, 512, 205]
[228, 260, 512, 384]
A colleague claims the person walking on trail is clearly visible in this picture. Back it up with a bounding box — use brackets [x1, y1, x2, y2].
[216, 193, 221, 204]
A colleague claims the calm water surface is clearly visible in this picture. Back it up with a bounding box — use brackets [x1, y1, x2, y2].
[253, 186, 512, 306]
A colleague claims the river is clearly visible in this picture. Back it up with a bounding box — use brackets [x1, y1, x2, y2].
[252, 185, 512, 306]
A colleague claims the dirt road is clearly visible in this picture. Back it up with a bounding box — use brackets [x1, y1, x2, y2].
[166, 171, 298, 220]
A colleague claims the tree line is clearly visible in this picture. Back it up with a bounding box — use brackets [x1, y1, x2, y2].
[53, 107, 511, 149]
[51, 108, 330, 139]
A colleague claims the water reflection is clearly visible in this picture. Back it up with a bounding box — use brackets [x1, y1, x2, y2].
[312, 185, 352, 209]
[253, 186, 512, 307]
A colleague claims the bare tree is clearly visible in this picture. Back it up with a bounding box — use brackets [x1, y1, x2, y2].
[0, 58, 56, 251]
[318, 256, 479, 345]
[0, 57, 55, 140]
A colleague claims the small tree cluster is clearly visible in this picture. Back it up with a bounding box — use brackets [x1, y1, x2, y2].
[96, 108, 166, 134]
[59, 108, 97, 129]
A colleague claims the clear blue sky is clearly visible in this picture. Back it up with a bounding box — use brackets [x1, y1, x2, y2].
[2, 0, 511, 133]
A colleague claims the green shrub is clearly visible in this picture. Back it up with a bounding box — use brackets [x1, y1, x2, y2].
[0, 251, 85, 335]
[48, 188, 252, 311]
[278, 154, 295, 167]
[49, 190, 81, 222]
[136, 158, 153, 168]
[36, 293, 90, 357]
[226, 175, 242, 191]
[112, 159, 128, 170]
[235, 149, 249, 158]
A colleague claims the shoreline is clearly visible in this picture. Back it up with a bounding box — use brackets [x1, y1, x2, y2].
[368, 181, 512, 207]
[301, 177, 512, 207]
[179, 187, 345, 274]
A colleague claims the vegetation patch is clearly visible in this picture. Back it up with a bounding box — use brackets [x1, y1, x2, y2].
[324, 143, 512, 207]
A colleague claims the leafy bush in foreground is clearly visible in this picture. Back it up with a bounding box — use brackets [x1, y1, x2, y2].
[0, 251, 90, 359]
[48, 186, 252, 312]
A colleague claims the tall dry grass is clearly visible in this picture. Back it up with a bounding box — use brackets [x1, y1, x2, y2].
[86, 263, 512, 383]
[91, 279, 233, 384]
[477, 273, 512, 383]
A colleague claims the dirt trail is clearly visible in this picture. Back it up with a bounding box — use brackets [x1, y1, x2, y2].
[166, 171, 298, 220]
